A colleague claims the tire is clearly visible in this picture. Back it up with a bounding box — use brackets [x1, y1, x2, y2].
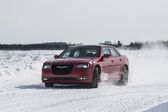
[89, 67, 99, 88]
[45, 83, 54, 88]
[118, 66, 128, 86]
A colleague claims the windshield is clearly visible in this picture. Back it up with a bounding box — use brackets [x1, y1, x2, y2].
[59, 46, 101, 58]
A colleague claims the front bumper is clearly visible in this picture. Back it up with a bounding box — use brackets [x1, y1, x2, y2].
[42, 69, 92, 84]
[42, 76, 89, 84]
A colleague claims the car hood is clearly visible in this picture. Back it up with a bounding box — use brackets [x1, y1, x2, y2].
[45, 58, 98, 65]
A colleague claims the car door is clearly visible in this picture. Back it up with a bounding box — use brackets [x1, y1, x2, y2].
[101, 47, 113, 75]
[108, 47, 123, 78]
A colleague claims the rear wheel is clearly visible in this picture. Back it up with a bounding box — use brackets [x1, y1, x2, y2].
[89, 67, 98, 88]
[118, 66, 128, 86]
[45, 83, 54, 88]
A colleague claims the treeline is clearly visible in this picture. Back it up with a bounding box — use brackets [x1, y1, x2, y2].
[0, 41, 168, 50]
[101, 40, 168, 50]
[101, 41, 144, 49]
[0, 42, 71, 50]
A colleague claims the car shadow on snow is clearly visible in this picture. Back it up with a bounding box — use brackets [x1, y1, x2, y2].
[15, 84, 45, 90]
[15, 84, 89, 90]
[144, 102, 168, 112]
[53, 84, 90, 89]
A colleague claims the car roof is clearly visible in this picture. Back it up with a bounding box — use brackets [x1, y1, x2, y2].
[69, 45, 115, 48]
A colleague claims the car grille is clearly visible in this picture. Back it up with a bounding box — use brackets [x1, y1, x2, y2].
[52, 65, 73, 75]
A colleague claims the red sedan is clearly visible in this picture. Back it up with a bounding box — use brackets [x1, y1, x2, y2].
[42, 45, 129, 88]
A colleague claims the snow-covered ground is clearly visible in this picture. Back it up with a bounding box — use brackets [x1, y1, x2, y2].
[0, 48, 168, 112]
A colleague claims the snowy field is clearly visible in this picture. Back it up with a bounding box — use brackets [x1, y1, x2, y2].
[1, 48, 168, 112]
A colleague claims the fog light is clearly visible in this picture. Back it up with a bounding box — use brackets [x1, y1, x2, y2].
[79, 77, 86, 80]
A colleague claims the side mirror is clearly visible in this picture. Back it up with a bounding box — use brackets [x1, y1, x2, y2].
[102, 54, 112, 59]
[99, 54, 112, 62]
[54, 55, 59, 59]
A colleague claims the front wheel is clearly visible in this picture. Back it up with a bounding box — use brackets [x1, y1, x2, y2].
[45, 83, 54, 88]
[89, 67, 98, 88]
[118, 66, 128, 86]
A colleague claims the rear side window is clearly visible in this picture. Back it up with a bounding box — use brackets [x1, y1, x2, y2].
[109, 47, 120, 57]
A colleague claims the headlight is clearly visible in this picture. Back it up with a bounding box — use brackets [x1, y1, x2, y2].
[43, 64, 51, 69]
[76, 64, 89, 69]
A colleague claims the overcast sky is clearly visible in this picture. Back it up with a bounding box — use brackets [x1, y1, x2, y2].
[0, 0, 168, 44]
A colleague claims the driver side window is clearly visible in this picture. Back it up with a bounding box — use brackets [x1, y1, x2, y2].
[109, 47, 119, 57]
[102, 47, 110, 56]
[73, 49, 80, 57]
